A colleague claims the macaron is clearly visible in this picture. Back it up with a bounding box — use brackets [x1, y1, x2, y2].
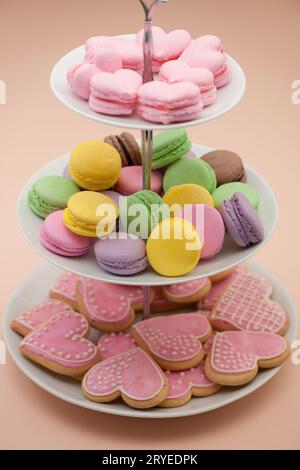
[177, 204, 225, 259]
[28, 175, 80, 219]
[152, 129, 192, 169]
[201, 150, 246, 185]
[40, 211, 93, 256]
[69, 140, 121, 191]
[163, 184, 214, 216]
[212, 182, 260, 210]
[100, 190, 124, 208]
[94, 232, 148, 275]
[120, 190, 170, 239]
[220, 192, 264, 247]
[104, 132, 142, 166]
[115, 166, 163, 196]
[146, 218, 202, 277]
[163, 157, 217, 193]
[63, 191, 119, 238]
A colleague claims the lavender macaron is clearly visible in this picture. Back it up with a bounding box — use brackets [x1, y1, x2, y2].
[94, 232, 148, 275]
[220, 192, 264, 247]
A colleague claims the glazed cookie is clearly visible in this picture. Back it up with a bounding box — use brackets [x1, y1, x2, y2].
[160, 363, 221, 408]
[163, 278, 211, 305]
[132, 313, 211, 371]
[150, 287, 183, 312]
[82, 347, 168, 409]
[50, 272, 82, 310]
[76, 278, 146, 332]
[11, 299, 73, 336]
[205, 331, 290, 386]
[210, 272, 289, 335]
[20, 311, 98, 377]
[97, 332, 137, 360]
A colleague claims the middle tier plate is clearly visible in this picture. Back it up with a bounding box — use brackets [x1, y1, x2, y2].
[17, 144, 277, 286]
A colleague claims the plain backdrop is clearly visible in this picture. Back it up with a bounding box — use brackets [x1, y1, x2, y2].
[0, 0, 300, 450]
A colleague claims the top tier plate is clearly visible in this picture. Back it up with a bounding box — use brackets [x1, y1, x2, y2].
[50, 34, 246, 131]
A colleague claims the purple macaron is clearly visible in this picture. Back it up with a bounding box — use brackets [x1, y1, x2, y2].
[220, 192, 264, 247]
[94, 232, 148, 275]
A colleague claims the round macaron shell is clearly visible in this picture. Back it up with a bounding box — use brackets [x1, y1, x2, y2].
[163, 158, 216, 193]
[94, 233, 148, 275]
[177, 204, 225, 259]
[201, 150, 245, 186]
[115, 166, 163, 195]
[212, 182, 260, 210]
[40, 211, 93, 256]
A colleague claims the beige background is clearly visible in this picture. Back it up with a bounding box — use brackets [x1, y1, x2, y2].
[1, 0, 300, 449]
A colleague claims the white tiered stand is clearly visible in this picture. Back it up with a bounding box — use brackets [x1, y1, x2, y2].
[4, 33, 297, 418]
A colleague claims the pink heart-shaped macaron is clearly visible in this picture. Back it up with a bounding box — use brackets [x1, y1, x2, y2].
[21, 311, 98, 376]
[67, 63, 99, 100]
[210, 272, 289, 335]
[85, 36, 143, 71]
[180, 48, 230, 88]
[90, 69, 143, 103]
[193, 35, 224, 53]
[132, 313, 211, 370]
[82, 347, 168, 407]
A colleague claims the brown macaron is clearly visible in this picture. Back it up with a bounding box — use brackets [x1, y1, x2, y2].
[201, 150, 246, 186]
[104, 132, 142, 167]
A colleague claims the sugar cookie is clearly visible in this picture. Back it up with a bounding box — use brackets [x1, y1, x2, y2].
[50, 272, 82, 310]
[163, 278, 211, 304]
[97, 332, 137, 360]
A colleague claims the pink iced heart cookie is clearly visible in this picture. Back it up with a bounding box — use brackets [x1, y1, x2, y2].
[150, 287, 183, 312]
[199, 264, 247, 311]
[137, 81, 202, 125]
[50, 272, 82, 310]
[85, 36, 143, 71]
[205, 331, 290, 386]
[97, 332, 137, 360]
[82, 347, 168, 409]
[210, 272, 289, 335]
[136, 27, 191, 71]
[76, 278, 145, 332]
[180, 49, 230, 88]
[21, 311, 98, 377]
[163, 278, 211, 305]
[132, 313, 211, 371]
[89, 69, 142, 115]
[67, 63, 99, 100]
[11, 299, 73, 337]
[160, 362, 221, 408]
[160, 60, 217, 106]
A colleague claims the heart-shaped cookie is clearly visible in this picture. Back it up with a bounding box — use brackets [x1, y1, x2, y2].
[82, 347, 168, 409]
[11, 299, 73, 336]
[160, 60, 217, 106]
[132, 313, 211, 371]
[76, 278, 145, 332]
[161, 363, 221, 407]
[205, 331, 290, 386]
[97, 332, 137, 360]
[21, 311, 98, 377]
[50, 272, 82, 310]
[210, 272, 289, 335]
[163, 278, 211, 304]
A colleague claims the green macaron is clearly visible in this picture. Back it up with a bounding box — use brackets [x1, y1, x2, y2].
[163, 158, 217, 193]
[28, 175, 80, 218]
[212, 182, 260, 210]
[120, 190, 170, 239]
[152, 129, 192, 169]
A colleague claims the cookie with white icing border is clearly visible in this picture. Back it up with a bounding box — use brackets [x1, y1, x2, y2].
[163, 278, 211, 304]
[97, 332, 137, 360]
[150, 287, 184, 312]
[205, 330, 290, 386]
[132, 313, 211, 371]
[50, 272, 82, 310]
[82, 347, 168, 409]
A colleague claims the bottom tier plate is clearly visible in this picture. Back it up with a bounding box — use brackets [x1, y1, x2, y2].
[4, 260, 297, 419]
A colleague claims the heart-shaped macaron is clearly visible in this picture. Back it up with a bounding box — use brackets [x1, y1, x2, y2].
[76, 278, 145, 332]
[132, 313, 211, 371]
[11, 299, 73, 336]
[160, 60, 217, 106]
[210, 272, 289, 335]
[21, 311, 98, 376]
[90, 69, 143, 103]
[85, 36, 143, 71]
[82, 347, 168, 408]
[68, 63, 99, 100]
[180, 48, 230, 88]
[50, 272, 82, 310]
[192, 35, 224, 53]
[205, 330, 290, 386]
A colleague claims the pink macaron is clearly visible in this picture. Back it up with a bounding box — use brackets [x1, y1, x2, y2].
[177, 204, 225, 260]
[180, 49, 230, 88]
[40, 211, 94, 257]
[115, 166, 163, 196]
[67, 63, 99, 100]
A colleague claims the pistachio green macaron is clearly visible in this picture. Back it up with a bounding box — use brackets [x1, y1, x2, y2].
[163, 157, 217, 193]
[212, 182, 260, 210]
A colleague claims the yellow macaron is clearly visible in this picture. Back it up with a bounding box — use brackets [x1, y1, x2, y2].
[146, 218, 202, 277]
[63, 191, 119, 237]
[69, 141, 122, 191]
[163, 184, 214, 216]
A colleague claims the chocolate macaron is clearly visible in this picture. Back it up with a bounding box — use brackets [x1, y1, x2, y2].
[201, 150, 246, 186]
[104, 132, 142, 167]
